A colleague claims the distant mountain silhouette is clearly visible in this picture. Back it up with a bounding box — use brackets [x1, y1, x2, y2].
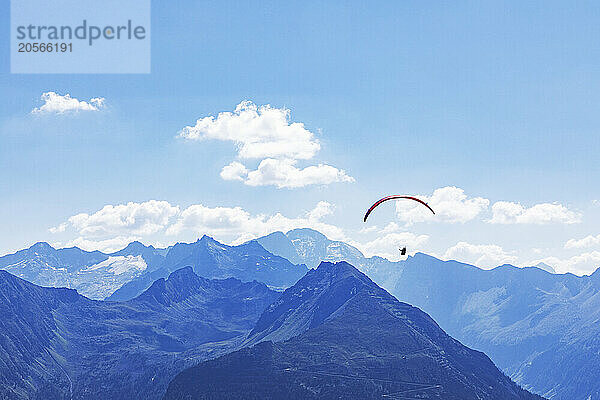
[0, 241, 164, 299]
[165, 261, 541, 400]
[255, 228, 402, 289]
[108, 235, 307, 301]
[0, 267, 279, 400]
[0, 236, 306, 301]
[527, 262, 556, 274]
[391, 253, 600, 399]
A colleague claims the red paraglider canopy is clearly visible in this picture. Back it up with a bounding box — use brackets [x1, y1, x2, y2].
[363, 195, 435, 222]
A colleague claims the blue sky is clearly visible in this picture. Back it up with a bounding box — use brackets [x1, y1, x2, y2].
[1, 1, 600, 274]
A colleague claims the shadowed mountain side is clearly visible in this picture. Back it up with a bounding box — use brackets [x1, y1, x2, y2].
[165, 262, 541, 400]
[0, 267, 279, 400]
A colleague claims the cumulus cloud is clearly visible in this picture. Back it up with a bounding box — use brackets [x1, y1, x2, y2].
[565, 234, 600, 249]
[166, 200, 344, 244]
[489, 201, 581, 224]
[220, 161, 248, 181]
[307, 201, 335, 220]
[227, 158, 354, 188]
[394, 186, 489, 225]
[179, 101, 319, 160]
[56, 200, 180, 238]
[389, 187, 582, 227]
[531, 252, 600, 276]
[178, 101, 354, 188]
[32, 92, 105, 114]
[48, 222, 68, 234]
[50, 200, 344, 251]
[443, 242, 517, 269]
[65, 236, 142, 253]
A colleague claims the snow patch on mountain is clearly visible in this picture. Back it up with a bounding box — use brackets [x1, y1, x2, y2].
[82, 255, 147, 275]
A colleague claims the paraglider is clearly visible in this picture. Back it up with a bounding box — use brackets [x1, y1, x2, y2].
[363, 195, 435, 256]
[363, 195, 435, 223]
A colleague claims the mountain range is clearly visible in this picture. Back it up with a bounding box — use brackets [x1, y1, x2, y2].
[390, 253, 600, 400]
[0, 236, 307, 301]
[3, 228, 600, 398]
[165, 261, 541, 400]
[256, 229, 403, 290]
[254, 228, 600, 400]
[107, 235, 307, 301]
[0, 267, 279, 399]
[0, 241, 165, 300]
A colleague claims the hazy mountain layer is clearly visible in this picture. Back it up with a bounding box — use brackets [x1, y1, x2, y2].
[0, 237, 306, 302]
[0, 241, 164, 299]
[107, 236, 307, 301]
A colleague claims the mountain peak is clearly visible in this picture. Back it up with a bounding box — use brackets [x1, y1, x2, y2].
[254, 231, 301, 265]
[125, 240, 148, 250]
[28, 242, 55, 252]
[110, 240, 154, 256]
[246, 261, 377, 344]
[263, 231, 287, 239]
[409, 252, 437, 261]
[531, 262, 556, 274]
[134, 266, 206, 306]
[167, 265, 196, 279]
[286, 227, 327, 241]
[197, 235, 226, 247]
[314, 260, 372, 283]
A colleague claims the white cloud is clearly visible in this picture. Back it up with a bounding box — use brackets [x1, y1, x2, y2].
[32, 92, 105, 114]
[236, 158, 354, 188]
[166, 201, 344, 244]
[489, 201, 581, 224]
[388, 187, 581, 227]
[394, 186, 489, 225]
[359, 226, 378, 234]
[65, 236, 142, 253]
[58, 200, 180, 238]
[380, 222, 402, 234]
[48, 222, 67, 234]
[565, 234, 600, 249]
[178, 101, 320, 160]
[358, 232, 429, 261]
[307, 201, 335, 220]
[443, 242, 517, 269]
[178, 101, 354, 188]
[51, 200, 344, 251]
[220, 161, 248, 181]
[531, 252, 600, 276]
